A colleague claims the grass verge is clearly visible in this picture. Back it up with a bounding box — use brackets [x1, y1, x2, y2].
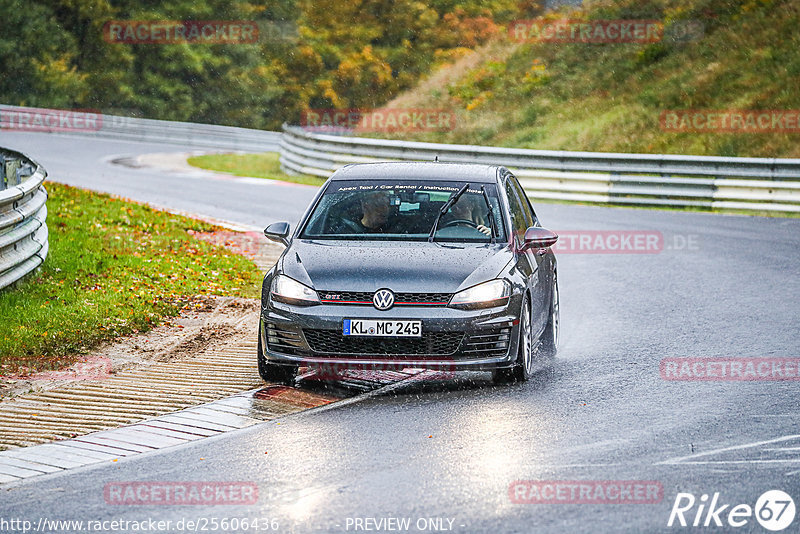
[0, 183, 263, 376]
[187, 152, 326, 186]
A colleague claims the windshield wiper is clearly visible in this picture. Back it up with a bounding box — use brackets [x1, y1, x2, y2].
[480, 185, 497, 243]
[428, 182, 470, 242]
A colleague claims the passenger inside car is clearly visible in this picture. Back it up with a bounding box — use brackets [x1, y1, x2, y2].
[444, 195, 492, 236]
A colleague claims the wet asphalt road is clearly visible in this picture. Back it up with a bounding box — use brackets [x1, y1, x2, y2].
[1, 131, 799, 533]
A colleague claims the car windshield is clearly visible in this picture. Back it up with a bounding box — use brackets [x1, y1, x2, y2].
[300, 180, 506, 242]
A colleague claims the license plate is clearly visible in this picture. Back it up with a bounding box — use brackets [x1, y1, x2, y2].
[343, 319, 422, 337]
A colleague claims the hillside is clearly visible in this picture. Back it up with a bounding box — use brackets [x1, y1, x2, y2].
[378, 0, 800, 158]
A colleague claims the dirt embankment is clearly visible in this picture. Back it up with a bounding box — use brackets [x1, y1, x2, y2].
[1, 296, 260, 400]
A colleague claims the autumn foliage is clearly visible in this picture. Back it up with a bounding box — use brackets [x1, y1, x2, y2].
[1, 0, 516, 130]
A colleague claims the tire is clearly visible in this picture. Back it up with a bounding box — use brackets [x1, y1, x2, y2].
[257, 320, 298, 385]
[492, 295, 533, 384]
[539, 274, 559, 359]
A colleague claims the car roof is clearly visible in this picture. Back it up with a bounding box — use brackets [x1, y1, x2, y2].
[329, 162, 501, 183]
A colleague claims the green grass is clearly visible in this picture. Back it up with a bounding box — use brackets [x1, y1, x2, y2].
[379, 0, 800, 159]
[0, 183, 263, 376]
[187, 152, 326, 186]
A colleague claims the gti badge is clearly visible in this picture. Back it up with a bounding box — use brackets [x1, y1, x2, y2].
[373, 289, 395, 310]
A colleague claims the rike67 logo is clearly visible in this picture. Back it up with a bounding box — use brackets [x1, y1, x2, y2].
[668, 490, 796, 531]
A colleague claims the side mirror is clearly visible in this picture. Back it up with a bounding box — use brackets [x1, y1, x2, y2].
[523, 227, 558, 250]
[264, 222, 291, 246]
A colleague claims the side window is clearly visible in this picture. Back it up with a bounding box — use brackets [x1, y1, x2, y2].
[510, 175, 538, 227]
[504, 178, 528, 242]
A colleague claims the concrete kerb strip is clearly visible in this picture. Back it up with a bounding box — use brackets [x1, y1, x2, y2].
[0, 388, 326, 485]
[0, 370, 434, 487]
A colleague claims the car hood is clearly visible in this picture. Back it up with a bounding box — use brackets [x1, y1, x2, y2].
[281, 239, 513, 294]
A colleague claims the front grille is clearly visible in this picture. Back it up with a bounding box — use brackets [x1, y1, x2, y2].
[265, 322, 308, 356]
[317, 291, 451, 306]
[461, 327, 512, 358]
[303, 329, 463, 356]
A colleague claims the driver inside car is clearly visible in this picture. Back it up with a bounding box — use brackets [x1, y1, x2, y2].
[340, 190, 395, 233]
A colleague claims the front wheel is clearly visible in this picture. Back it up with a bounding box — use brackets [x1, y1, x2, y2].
[539, 274, 559, 359]
[492, 295, 533, 384]
[257, 321, 298, 385]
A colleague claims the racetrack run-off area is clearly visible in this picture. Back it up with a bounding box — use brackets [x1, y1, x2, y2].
[0, 131, 797, 533]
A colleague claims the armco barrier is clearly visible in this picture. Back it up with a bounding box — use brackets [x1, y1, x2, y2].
[0, 148, 48, 290]
[0, 105, 281, 152]
[279, 125, 800, 213]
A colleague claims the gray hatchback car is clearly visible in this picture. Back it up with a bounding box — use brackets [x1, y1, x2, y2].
[259, 162, 559, 384]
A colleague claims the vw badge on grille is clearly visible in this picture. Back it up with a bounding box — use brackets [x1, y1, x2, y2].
[373, 289, 395, 310]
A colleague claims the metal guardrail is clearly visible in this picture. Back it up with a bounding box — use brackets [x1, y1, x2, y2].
[0, 105, 281, 152]
[280, 125, 800, 213]
[0, 148, 48, 290]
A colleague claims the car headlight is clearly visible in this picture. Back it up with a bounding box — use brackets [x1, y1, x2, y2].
[449, 279, 511, 310]
[270, 274, 320, 306]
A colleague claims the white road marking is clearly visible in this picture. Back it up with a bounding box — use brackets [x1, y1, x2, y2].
[671, 459, 800, 465]
[657, 434, 800, 465]
[528, 463, 623, 468]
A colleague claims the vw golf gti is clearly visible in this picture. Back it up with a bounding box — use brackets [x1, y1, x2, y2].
[259, 162, 559, 384]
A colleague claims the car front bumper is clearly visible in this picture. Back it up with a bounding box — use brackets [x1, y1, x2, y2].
[260, 296, 523, 371]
